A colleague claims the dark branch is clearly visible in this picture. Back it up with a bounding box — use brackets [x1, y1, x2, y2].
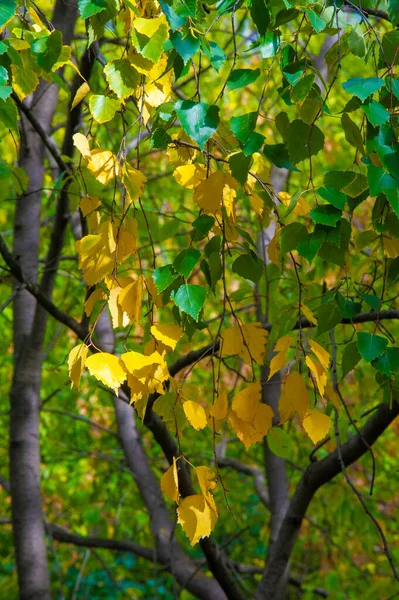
[255, 400, 399, 598]
[0, 233, 87, 341]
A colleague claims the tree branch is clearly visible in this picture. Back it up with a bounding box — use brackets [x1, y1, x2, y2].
[0, 232, 87, 341]
[255, 400, 399, 598]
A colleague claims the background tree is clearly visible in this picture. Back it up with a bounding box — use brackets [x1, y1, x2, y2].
[0, 0, 399, 599]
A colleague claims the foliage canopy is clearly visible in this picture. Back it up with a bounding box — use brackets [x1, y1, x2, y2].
[1, 0, 399, 598]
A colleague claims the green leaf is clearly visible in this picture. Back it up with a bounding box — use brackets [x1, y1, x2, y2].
[291, 74, 315, 103]
[341, 113, 365, 155]
[362, 293, 380, 311]
[0, 0, 15, 29]
[242, 132, 265, 156]
[150, 127, 172, 149]
[387, 0, 399, 25]
[104, 60, 139, 100]
[286, 119, 325, 165]
[153, 265, 178, 293]
[31, 30, 62, 72]
[372, 348, 399, 376]
[335, 293, 362, 318]
[0, 97, 18, 130]
[368, 165, 397, 197]
[229, 151, 252, 184]
[263, 143, 293, 169]
[317, 304, 342, 336]
[259, 32, 280, 59]
[133, 24, 168, 63]
[230, 112, 257, 144]
[201, 254, 222, 291]
[310, 205, 342, 226]
[297, 229, 326, 262]
[208, 41, 226, 72]
[174, 100, 219, 150]
[170, 31, 200, 64]
[232, 253, 264, 283]
[362, 100, 390, 127]
[173, 248, 201, 279]
[385, 77, 399, 100]
[226, 68, 260, 91]
[78, 0, 107, 19]
[192, 215, 215, 237]
[267, 428, 292, 459]
[159, 0, 194, 29]
[250, 0, 270, 36]
[357, 332, 388, 362]
[307, 9, 326, 33]
[342, 77, 384, 102]
[89, 95, 120, 124]
[205, 236, 222, 257]
[342, 341, 362, 377]
[318, 187, 347, 210]
[280, 223, 308, 254]
[172, 284, 207, 321]
[381, 31, 399, 66]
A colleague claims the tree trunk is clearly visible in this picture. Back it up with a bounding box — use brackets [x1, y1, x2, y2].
[10, 3, 77, 598]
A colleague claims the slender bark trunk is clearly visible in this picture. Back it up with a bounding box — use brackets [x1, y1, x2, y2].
[10, 4, 77, 598]
[256, 166, 291, 599]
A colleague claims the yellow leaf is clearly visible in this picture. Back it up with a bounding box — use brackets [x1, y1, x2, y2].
[84, 288, 105, 317]
[383, 235, 399, 258]
[73, 133, 91, 160]
[279, 371, 310, 423]
[268, 351, 288, 380]
[173, 164, 206, 189]
[301, 304, 317, 325]
[324, 383, 340, 410]
[123, 163, 147, 208]
[249, 191, 264, 216]
[275, 335, 293, 353]
[108, 286, 130, 329]
[232, 381, 261, 422]
[71, 81, 90, 110]
[229, 403, 273, 450]
[76, 234, 114, 286]
[116, 216, 138, 264]
[167, 133, 197, 166]
[221, 322, 268, 365]
[151, 323, 183, 350]
[177, 494, 217, 546]
[278, 191, 291, 206]
[184, 401, 207, 430]
[121, 350, 169, 396]
[80, 195, 101, 217]
[129, 53, 155, 74]
[302, 409, 331, 444]
[306, 355, 327, 397]
[160, 457, 180, 503]
[309, 339, 330, 371]
[146, 276, 163, 308]
[194, 171, 237, 213]
[87, 149, 119, 185]
[268, 336, 292, 380]
[85, 353, 126, 393]
[293, 196, 311, 216]
[268, 229, 279, 266]
[196, 466, 217, 495]
[195, 466, 217, 512]
[210, 390, 228, 420]
[247, 152, 270, 189]
[118, 275, 144, 324]
[133, 15, 164, 37]
[68, 344, 89, 389]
